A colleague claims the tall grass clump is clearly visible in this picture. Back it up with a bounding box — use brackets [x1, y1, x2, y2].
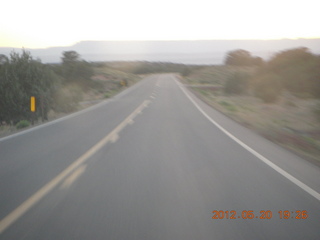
[16, 120, 30, 129]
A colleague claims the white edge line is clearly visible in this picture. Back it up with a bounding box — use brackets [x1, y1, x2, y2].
[0, 99, 111, 142]
[175, 78, 320, 202]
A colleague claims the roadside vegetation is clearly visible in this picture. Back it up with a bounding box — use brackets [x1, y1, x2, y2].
[182, 47, 320, 163]
[104, 61, 203, 76]
[0, 50, 141, 136]
[1, 46, 319, 163]
[0, 49, 201, 137]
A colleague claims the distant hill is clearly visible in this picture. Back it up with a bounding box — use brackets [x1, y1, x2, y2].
[1, 39, 319, 65]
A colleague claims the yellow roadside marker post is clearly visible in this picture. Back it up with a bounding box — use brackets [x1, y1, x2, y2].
[30, 96, 36, 112]
[30, 96, 36, 125]
[120, 80, 127, 87]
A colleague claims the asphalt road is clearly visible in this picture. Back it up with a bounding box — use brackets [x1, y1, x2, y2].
[1, 74, 320, 239]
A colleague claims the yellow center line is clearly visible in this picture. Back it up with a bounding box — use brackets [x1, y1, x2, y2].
[60, 164, 87, 190]
[0, 99, 151, 234]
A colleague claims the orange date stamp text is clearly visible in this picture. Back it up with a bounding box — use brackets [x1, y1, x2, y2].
[211, 210, 308, 220]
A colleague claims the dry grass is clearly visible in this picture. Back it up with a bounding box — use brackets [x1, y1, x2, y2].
[184, 66, 320, 163]
[0, 66, 142, 139]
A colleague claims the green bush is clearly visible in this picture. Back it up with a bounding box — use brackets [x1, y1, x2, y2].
[16, 120, 30, 129]
[253, 73, 283, 103]
[104, 92, 112, 98]
[0, 50, 57, 124]
[224, 72, 249, 95]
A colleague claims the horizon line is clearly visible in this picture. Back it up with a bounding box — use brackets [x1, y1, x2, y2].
[1, 37, 320, 50]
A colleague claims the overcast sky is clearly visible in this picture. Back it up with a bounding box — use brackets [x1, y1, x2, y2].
[1, 0, 319, 48]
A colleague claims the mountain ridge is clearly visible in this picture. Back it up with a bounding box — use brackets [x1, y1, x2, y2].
[1, 39, 319, 64]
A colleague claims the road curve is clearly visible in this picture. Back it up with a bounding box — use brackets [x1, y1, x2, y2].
[0, 74, 320, 239]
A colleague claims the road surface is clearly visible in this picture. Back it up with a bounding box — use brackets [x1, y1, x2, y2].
[1, 74, 320, 239]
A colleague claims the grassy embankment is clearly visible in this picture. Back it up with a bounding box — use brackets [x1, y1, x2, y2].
[0, 64, 141, 138]
[181, 65, 320, 164]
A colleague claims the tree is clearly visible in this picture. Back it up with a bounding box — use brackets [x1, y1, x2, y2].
[60, 51, 93, 82]
[251, 56, 264, 66]
[268, 47, 313, 72]
[0, 50, 58, 124]
[267, 47, 319, 96]
[225, 49, 264, 66]
[224, 72, 249, 95]
[62, 51, 81, 64]
[0, 54, 8, 65]
[253, 73, 283, 103]
[225, 49, 252, 66]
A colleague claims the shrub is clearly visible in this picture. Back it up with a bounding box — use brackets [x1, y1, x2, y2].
[52, 84, 82, 113]
[219, 101, 237, 112]
[104, 92, 112, 98]
[16, 120, 30, 129]
[225, 49, 264, 66]
[314, 103, 320, 122]
[253, 73, 283, 103]
[181, 67, 192, 77]
[267, 47, 320, 97]
[224, 72, 249, 95]
[285, 100, 297, 107]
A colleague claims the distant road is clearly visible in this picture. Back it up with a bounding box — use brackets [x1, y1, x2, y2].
[1, 74, 320, 239]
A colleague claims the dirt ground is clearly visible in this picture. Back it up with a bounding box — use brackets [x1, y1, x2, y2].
[181, 69, 320, 165]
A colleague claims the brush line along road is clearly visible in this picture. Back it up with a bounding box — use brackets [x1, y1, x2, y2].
[0, 74, 320, 239]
